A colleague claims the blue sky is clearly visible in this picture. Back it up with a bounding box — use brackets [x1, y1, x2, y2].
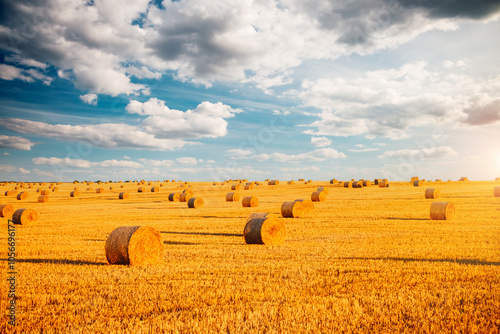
[1, 0, 500, 182]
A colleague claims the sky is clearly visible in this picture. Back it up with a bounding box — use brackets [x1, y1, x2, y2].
[0, 0, 500, 182]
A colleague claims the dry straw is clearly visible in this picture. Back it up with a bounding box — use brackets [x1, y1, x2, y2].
[17, 192, 28, 200]
[226, 192, 240, 202]
[311, 191, 326, 202]
[294, 199, 314, 215]
[12, 208, 38, 225]
[494, 187, 500, 197]
[188, 197, 204, 208]
[242, 196, 259, 207]
[179, 192, 193, 202]
[231, 184, 241, 190]
[425, 188, 440, 199]
[246, 212, 275, 223]
[281, 201, 304, 218]
[243, 216, 286, 245]
[430, 202, 455, 220]
[38, 195, 49, 203]
[0, 204, 14, 218]
[119, 192, 130, 199]
[70, 190, 80, 197]
[168, 192, 180, 201]
[105, 226, 163, 266]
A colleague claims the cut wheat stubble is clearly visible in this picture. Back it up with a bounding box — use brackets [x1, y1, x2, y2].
[243, 216, 286, 245]
[105, 226, 163, 266]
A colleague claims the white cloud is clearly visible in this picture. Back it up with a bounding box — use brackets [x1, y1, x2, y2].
[32, 157, 142, 169]
[138, 159, 174, 167]
[0, 118, 190, 151]
[273, 110, 291, 116]
[300, 61, 500, 138]
[0, 135, 35, 150]
[19, 167, 30, 174]
[348, 148, 379, 153]
[0, 164, 16, 173]
[80, 93, 98, 106]
[3, 152, 10, 155]
[175, 157, 198, 165]
[311, 136, 331, 147]
[378, 146, 458, 160]
[226, 149, 253, 159]
[1, 0, 494, 95]
[127, 98, 242, 140]
[254, 148, 346, 163]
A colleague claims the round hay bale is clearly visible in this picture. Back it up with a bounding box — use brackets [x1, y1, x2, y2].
[105, 226, 163, 266]
[168, 192, 180, 202]
[494, 186, 500, 197]
[52, 187, 58, 192]
[5, 190, 17, 196]
[38, 195, 49, 203]
[246, 212, 275, 223]
[226, 192, 240, 202]
[362, 180, 372, 187]
[352, 181, 363, 188]
[243, 216, 286, 245]
[379, 180, 389, 187]
[182, 189, 194, 195]
[242, 196, 259, 207]
[12, 208, 38, 225]
[459, 177, 469, 181]
[373, 179, 380, 185]
[96, 188, 105, 193]
[294, 199, 314, 215]
[281, 201, 304, 218]
[287, 180, 295, 185]
[231, 184, 241, 190]
[329, 178, 338, 184]
[120, 185, 125, 188]
[119, 192, 130, 199]
[0, 204, 14, 218]
[188, 197, 204, 208]
[430, 202, 455, 220]
[70, 190, 80, 197]
[317, 187, 330, 194]
[344, 181, 353, 188]
[138, 187, 148, 193]
[179, 192, 193, 202]
[311, 191, 326, 202]
[413, 180, 425, 187]
[244, 184, 254, 190]
[411, 177, 419, 183]
[151, 187, 159, 192]
[86, 188, 93, 191]
[425, 188, 440, 199]
[17, 192, 28, 200]
[40, 190, 49, 195]
[435, 179, 442, 182]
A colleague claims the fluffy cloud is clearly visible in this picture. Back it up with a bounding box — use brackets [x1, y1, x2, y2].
[0, 64, 51, 84]
[310, 136, 332, 147]
[378, 146, 458, 160]
[255, 148, 346, 163]
[80, 93, 98, 106]
[127, 98, 242, 139]
[2, 0, 498, 94]
[0, 99, 238, 151]
[300, 62, 500, 138]
[0, 135, 35, 150]
[175, 157, 198, 165]
[0, 164, 16, 173]
[33, 157, 143, 169]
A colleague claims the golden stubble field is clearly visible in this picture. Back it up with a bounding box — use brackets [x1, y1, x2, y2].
[1, 179, 500, 333]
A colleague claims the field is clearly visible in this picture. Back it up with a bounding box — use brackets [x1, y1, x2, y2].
[1, 179, 500, 333]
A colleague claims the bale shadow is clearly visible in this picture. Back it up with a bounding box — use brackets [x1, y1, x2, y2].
[384, 217, 428, 221]
[163, 240, 198, 245]
[339, 257, 500, 266]
[161, 231, 242, 237]
[0, 258, 106, 266]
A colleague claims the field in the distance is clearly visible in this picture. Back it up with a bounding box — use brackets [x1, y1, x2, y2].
[1, 180, 500, 333]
